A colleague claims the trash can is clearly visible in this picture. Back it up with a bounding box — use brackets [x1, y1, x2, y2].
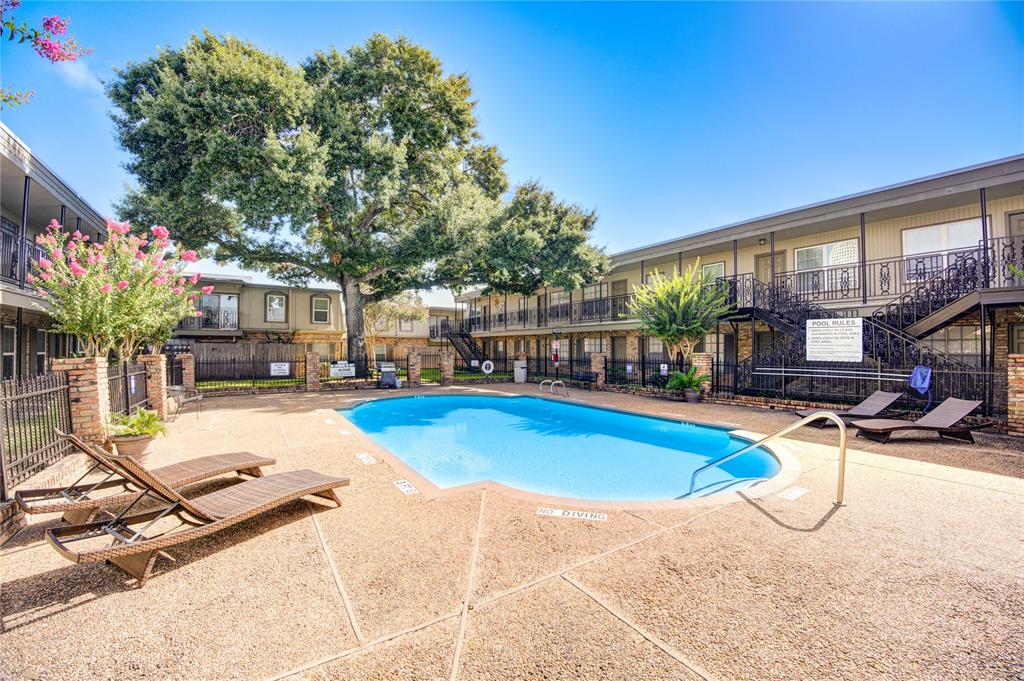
[514, 360, 528, 384]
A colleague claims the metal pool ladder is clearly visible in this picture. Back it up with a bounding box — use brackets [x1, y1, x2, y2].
[680, 411, 849, 506]
[538, 379, 569, 398]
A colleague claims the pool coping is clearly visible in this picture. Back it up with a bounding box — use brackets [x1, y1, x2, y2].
[332, 386, 806, 512]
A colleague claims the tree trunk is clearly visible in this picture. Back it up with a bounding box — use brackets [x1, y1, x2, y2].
[342, 274, 369, 365]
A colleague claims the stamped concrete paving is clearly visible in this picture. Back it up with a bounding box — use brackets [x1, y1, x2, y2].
[2, 385, 1022, 680]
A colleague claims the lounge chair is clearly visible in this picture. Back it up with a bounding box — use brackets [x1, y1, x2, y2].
[16, 430, 274, 524]
[795, 390, 903, 427]
[851, 398, 994, 443]
[47, 450, 349, 585]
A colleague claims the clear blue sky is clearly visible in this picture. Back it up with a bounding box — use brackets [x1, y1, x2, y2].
[3, 1, 1023, 295]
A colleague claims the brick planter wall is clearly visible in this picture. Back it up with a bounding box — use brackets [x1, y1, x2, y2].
[180, 354, 196, 392]
[440, 351, 455, 387]
[139, 353, 168, 419]
[590, 352, 607, 387]
[691, 352, 713, 396]
[51, 357, 110, 445]
[305, 352, 320, 390]
[407, 351, 421, 387]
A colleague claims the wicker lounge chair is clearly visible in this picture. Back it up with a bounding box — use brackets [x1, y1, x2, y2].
[794, 390, 903, 427]
[16, 430, 274, 524]
[851, 398, 994, 443]
[47, 450, 349, 585]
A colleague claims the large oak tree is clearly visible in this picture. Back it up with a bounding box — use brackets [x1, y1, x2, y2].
[110, 32, 608, 361]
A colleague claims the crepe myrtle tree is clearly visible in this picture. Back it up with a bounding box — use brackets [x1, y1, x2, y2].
[28, 219, 209, 358]
[1, 1, 90, 107]
[628, 259, 733, 364]
[110, 32, 608, 364]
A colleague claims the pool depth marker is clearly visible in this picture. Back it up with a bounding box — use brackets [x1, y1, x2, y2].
[393, 479, 420, 495]
[355, 452, 377, 465]
[537, 507, 607, 522]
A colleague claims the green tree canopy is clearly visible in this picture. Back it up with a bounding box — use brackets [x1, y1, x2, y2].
[110, 32, 608, 361]
[628, 260, 733, 362]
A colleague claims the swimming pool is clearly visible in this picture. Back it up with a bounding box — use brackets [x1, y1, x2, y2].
[339, 395, 780, 501]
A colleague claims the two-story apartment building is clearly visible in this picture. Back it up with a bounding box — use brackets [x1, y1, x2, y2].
[443, 155, 1024, 413]
[0, 122, 107, 381]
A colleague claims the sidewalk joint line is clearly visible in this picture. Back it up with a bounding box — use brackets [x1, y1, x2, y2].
[449, 490, 487, 681]
[306, 502, 364, 643]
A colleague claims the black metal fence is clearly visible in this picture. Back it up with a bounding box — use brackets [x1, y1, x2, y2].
[523, 356, 597, 387]
[0, 371, 74, 499]
[605, 356, 687, 391]
[319, 357, 412, 390]
[196, 357, 305, 393]
[108, 361, 149, 416]
[166, 355, 183, 387]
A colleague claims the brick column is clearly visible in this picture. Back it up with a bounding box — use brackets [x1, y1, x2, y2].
[180, 354, 195, 392]
[407, 350, 421, 387]
[1, 499, 26, 545]
[51, 357, 110, 445]
[139, 353, 168, 419]
[305, 352, 320, 391]
[1007, 354, 1024, 436]
[440, 351, 455, 387]
[691, 352, 714, 396]
[590, 352, 607, 387]
[625, 332, 640, 358]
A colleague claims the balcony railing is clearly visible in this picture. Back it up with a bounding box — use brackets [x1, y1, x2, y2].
[1, 228, 43, 286]
[177, 307, 239, 331]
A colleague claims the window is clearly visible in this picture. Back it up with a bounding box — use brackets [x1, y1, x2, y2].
[311, 296, 331, 324]
[610, 279, 629, 296]
[902, 218, 984, 281]
[923, 325, 983, 366]
[35, 329, 47, 374]
[265, 292, 287, 323]
[201, 293, 238, 329]
[646, 336, 665, 359]
[399, 318, 414, 332]
[1, 326, 15, 380]
[548, 290, 569, 305]
[582, 283, 608, 300]
[794, 239, 859, 293]
[583, 337, 605, 354]
[494, 340, 506, 359]
[701, 261, 726, 281]
[373, 345, 387, 362]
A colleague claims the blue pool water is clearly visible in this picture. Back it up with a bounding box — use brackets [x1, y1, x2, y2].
[339, 395, 780, 501]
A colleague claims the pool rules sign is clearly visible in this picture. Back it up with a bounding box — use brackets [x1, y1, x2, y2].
[806, 318, 863, 362]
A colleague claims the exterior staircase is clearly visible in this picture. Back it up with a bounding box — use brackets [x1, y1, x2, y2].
[439, 320, 487, 365]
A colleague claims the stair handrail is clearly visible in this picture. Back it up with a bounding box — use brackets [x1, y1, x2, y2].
[683, 411, 848, 505]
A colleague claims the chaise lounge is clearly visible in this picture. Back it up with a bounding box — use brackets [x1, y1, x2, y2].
[15, 431, 274, 524]
[851, 397, 994, 443]
[795, 390, 903, 427]
[47, 449, 349, 585]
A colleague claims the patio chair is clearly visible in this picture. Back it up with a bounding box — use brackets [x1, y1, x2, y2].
[794, 390, 903, 427]
[851, 398, 995, 443]
[16, 430, 274, 524]
[47, 452, 349, 586]
[167, 385, 203, 419]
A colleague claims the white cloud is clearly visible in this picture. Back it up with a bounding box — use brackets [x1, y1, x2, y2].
[55, 60, 104, 96]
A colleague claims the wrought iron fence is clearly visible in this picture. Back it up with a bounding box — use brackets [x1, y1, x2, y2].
[454, 356, 517, 381]
[195, 357, 306, 393]
[319, 357, 412, 389]
[605, 356, 691, 391]
[0, 371, 73, 499]
[166, 355, 183, 387]
[523, 356, 597, 387]
[108, 361, 149, 416]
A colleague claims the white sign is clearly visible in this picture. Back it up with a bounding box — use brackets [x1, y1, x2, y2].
[536, 507, 608, 522]
[269, 362, 290, 376]
[626, 363, 634, 376]
[805, 318, 863, 362]
[330, 361, 356, 378]
[481, 360, 495, 374]
[393, 479, 419, 495]
[552, 339, 560, 351]
[659, 363, 669, 377]
[470, 359, 480, 368]
[355, 452, 377, 465]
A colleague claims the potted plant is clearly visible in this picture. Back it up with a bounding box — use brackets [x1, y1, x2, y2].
[109, 408, 167, 464]
[666, 367, 711, 403]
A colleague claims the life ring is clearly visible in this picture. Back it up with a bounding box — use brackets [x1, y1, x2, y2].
[481, 360, 495, 375]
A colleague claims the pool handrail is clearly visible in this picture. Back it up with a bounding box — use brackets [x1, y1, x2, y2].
[684, 411, 849, 506]
[550, 380, 569, 398]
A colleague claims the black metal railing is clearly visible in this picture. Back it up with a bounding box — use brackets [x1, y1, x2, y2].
[195, 357, 305, 393]
[0, 371, 74, 499]
[176, 307, 240, 331]
[108, 361, 149, 417]
[1, 227, 44, 285]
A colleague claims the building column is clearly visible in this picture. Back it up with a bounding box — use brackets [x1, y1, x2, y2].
[407, 349, 421, 387]
[305, 352, 320, 390]
[859, 212, 868, 305]
[51, 357, 110, 445]
[1007, 354, 1024, 436]
[980, 187, 990, 288]
[440, 351, 455, 386]
[18, 176, 30, 286]
[139, 353, 168, 419]
[180, 354, 196, 392]
[691, 352, 714, 396]
[590, 352, 607, 387]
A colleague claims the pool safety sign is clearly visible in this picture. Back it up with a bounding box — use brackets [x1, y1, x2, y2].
[269, 362, 290, 377]
[537, 507, 607, 522]
[330, 361, 356, 378]
[805, 318, 863, 362]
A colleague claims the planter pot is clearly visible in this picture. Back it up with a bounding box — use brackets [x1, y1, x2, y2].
[111, 434, 157, 465]
[683, 388, 701, 404]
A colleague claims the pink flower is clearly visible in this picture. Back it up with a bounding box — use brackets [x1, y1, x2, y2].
[72, 230, 83, 240]
[37, 257, 53, 270]
[69, 262, 87, 277]
[193, 310, 203, 317]
[201, 285, 215, 294]
[37, 289, 48, 298]
[25, 273, 35, 283]
[134, 251, 146, 260]
[52, 249, 63, 260]
[67, 241, 76, 250]
[42, 16, 69, 35]
[152, 276, 167, 286]
[105, 219, 131, 235]
[100, 283, 113, 294]
[153, 254, 164, 268]
[82, 234, 90, 241]
[172, 286, 183, 295]
[151, 225, 169, 240]
[87, 254, 97, 265]
[117, 280, 129, 290]
[47, 219, 61, 231]
[180, 250, 198, 262]
[189, 273, 201, 284]
[40, 272, 52, 281]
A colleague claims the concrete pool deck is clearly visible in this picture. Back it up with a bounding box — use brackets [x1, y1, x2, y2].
[1, 384, 1022, 680]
